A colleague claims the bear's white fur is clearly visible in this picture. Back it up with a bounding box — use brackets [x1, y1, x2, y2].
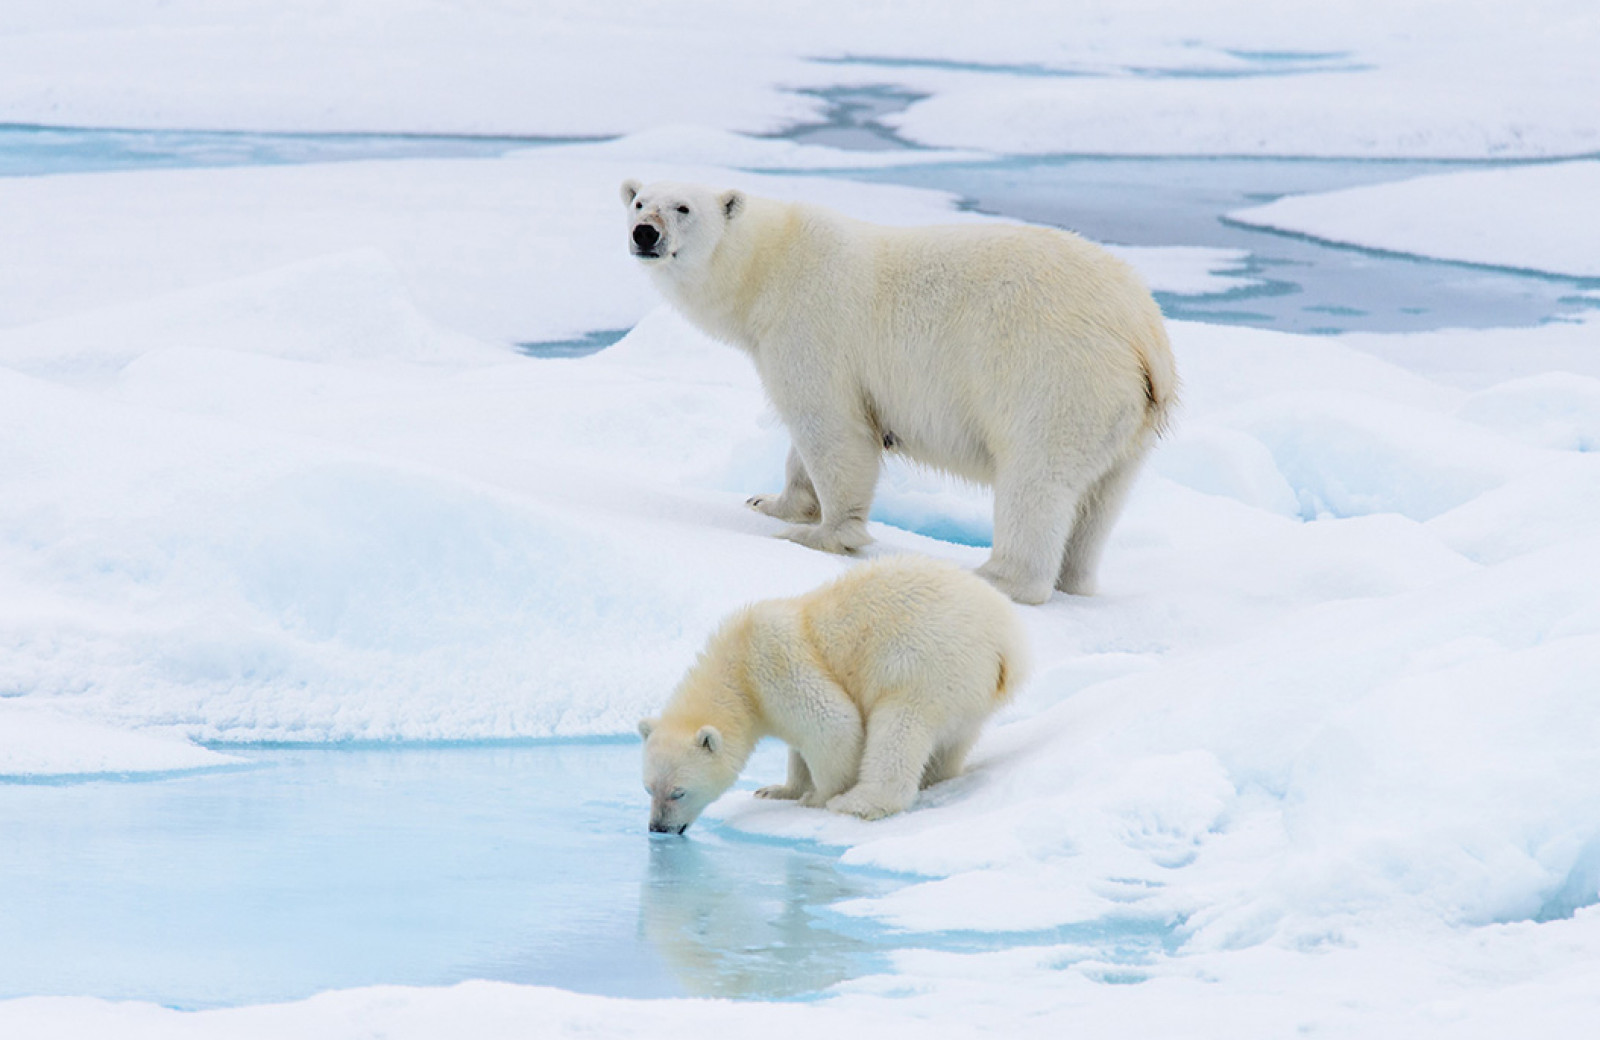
[623, 179, 1178, 604]
[638, 556, 1026, 831]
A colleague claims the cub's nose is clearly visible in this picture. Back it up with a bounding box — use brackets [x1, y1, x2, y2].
[632, 224, 660, 250]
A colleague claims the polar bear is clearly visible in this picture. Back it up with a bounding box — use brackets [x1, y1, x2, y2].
[638, 556, 1026, 832]
[622, 179, 1177, 604]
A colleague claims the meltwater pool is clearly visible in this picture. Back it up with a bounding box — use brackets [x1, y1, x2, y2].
[0, 742, 905, 1008]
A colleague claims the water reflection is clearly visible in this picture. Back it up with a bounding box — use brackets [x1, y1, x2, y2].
[639, 834, 890, 999]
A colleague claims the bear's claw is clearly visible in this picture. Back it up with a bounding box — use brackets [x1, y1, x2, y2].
[747, 493, 821, 523]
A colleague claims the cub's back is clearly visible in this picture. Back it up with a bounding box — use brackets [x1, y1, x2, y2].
[800, 557, 1025, 701]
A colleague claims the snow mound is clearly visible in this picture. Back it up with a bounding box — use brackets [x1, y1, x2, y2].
[0, 704, 239, 778]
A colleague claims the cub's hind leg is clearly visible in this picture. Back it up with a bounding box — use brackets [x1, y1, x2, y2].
[920, 735, 977, 790]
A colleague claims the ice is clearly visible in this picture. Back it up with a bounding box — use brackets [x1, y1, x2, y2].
[1229, 161, 1600, 277]
[5, 2, 1600, 160]
[0, 150, 1263, 341]
[535, 124, 993, 169]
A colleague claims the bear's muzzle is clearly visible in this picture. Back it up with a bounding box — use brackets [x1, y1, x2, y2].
[631, 223, 662, 258]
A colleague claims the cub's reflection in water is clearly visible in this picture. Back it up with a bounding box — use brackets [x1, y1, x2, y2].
[639, 835, 892, 998]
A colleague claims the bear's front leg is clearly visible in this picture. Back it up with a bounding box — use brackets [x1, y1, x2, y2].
[826, 699, 939, 821]
[775, 413, 881, 555]
[747, 446, 821, 523]
[754, 748, 813, 800]
[758, 664, 864, 807]
[795, 716, 864, 808]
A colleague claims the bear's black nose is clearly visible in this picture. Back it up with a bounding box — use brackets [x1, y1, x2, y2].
[632, 224, 660, 250]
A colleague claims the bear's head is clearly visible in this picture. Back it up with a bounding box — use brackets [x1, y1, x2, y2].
[621, 179, 745, 271]
[637, 716, 740, 834]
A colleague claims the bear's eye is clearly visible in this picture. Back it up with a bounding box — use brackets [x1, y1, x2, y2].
[669, 788, 686, 801]
[677, 205, 690, 215]
[634, 201, 643, 210]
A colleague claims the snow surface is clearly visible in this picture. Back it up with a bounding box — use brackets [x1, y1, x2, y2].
[3, 144, 1599, 1032]
[1230, 160, 1600, 278]
[3, 1, 1599, 158]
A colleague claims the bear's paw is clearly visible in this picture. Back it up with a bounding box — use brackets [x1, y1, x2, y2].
[779, 520, 872, 555]
[825, 788, 904, 821]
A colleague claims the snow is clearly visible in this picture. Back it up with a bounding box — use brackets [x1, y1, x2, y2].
[1229, 161, 1600, 278]
[6, 1, 1600, 1035]
[4, 165, 1599, 1024]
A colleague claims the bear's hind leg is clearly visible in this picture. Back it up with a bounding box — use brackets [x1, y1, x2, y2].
[747, 446, 821, 523]
[755, 748, 814, 801]
[827, 698, 940, 820]
[1056, 447, 1148, 596]
[920, 734, 977, 790]
[977, 465, 1080, 605]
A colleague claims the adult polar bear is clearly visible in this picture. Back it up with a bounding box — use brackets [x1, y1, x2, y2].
[622, 180, 1177, 604]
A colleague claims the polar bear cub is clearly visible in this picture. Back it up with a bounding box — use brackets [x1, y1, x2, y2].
[638, 556, 1026, 832]
[622, 179, 1177, 605]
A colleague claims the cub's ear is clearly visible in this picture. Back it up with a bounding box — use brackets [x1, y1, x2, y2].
[621, 179, 643, 207]
[695, 725, 723, 754]
[637, 717, 657, 740]
[719, 189, 744, 220]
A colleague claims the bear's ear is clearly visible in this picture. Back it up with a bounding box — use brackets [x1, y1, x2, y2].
[719, 190, 744, 220]
[695, 725, 722, 754]
[621, 179, 643, 207]
[637, 717, 657, 740]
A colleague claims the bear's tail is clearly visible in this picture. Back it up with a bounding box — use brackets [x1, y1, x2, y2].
[1138, 324, 1180, 438]
[992, 621, 1029, 705]
[996, 655, 1015, 703]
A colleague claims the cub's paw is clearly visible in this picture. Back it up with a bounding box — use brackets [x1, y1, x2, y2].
[746, 493, 820, 523]
[825, 788, 905, 821]
[779, 520, 872, 555]
[754, 784, 803, 801]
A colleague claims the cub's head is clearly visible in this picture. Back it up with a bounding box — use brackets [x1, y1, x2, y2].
[637, 716, 739, 834]
[620, 179, 745, 271]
